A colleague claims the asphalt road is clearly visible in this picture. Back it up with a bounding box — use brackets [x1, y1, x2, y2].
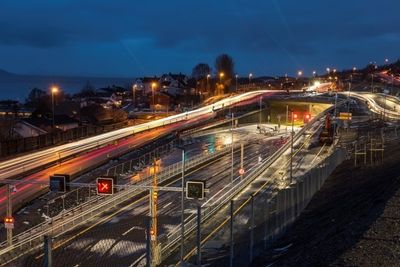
[22, 130, 284, 267]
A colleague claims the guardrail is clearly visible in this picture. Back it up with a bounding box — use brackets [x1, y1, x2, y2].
[159, 104, 337, 261]
[0, 144, 238, 265]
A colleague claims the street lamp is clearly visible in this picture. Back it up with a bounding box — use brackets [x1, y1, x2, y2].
[206, 74, 210, 92]
[235, 74, 238, 93]
[297, 70, 303, 77]
[249, 73, 253, 84]
[151, 82, 156, 113]
[230, 110, 234, 184]
[391, 74, 394, 95]
[312, 70, 316, 77]
[219, 72, 224, 84]
[132, 84, 137, 108]
[51, 86, 59, 130]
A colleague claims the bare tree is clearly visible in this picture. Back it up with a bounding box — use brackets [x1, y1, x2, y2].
[192, 63, 211, 80]
[215, 54, 235, 81]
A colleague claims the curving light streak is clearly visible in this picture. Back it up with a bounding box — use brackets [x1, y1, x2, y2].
[341, 92, 400, 119]
[0, 90, 295, 180]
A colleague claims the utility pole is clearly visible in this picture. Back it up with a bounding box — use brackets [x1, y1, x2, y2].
[150, 159, 159, 266]
[259, 97, 262, 127]
[290, 111, 295, 184]
[240, 142, 244, 180]
[347, 81, 351, 113]
[6, 184, 13, 246]
[231, 112, 234, 183]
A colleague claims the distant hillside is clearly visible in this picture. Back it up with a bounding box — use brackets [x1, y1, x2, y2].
[0, 69, 135, 101]
[0, 69, 16, 77]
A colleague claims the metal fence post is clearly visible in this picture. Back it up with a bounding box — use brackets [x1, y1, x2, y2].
[196, 205, 201, 266]
[43, 235, 52, 267]
[230, 200, 234, 267]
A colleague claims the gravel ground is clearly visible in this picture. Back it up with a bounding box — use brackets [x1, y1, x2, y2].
[251, 136, 400, 267]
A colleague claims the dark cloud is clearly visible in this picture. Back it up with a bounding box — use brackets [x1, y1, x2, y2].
[0, 0, 399, 76]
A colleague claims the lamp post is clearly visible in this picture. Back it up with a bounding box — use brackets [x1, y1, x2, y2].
[51, 86, 58, 130]
[348, 75, 352, 113]
[151, 82, 156, 113]
[206, 74, 210, 93]
[132, 84, 137, 108]
[258, 97, 262, 127]
[231, 111, 234, 184]
[249, 73, 253, 85]
[391, 74, 394, 95]
[235, 74, 238, 93]
[219, 72, 224, 84]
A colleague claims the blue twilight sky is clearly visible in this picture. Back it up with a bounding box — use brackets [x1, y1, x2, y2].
[0, 0, 399, 78]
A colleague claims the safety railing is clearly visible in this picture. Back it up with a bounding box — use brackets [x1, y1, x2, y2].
[0, 143, 238, 265]
[159, 103, 338, 261]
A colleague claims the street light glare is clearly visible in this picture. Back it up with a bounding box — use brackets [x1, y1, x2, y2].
[51, 86, 59, 94]
[219, 72, 224, 77]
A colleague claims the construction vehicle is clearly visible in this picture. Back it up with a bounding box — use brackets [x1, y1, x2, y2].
[319, 113, 334, 145]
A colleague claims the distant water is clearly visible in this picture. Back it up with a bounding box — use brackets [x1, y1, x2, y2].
[0, 73, 134, 101]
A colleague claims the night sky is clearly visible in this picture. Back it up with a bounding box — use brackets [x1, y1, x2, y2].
[0, 0, 399, 78]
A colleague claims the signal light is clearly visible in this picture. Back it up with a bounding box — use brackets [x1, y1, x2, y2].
[96, 177, 114, 195]
[304, 113, 311, 123]
[293, 113, 298, 119]
[186, 181, 205, 200]
[50, 174, 70, 193]
[4, 217, 14, 229]
[239, 168, 245, 175]
[4, 217, 14, 223]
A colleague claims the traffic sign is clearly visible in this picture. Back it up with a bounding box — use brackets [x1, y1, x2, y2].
[96, 177, 115, 195]
[4, 217, 14, 229]
[239, 168, 245, 175]
[186, 181, 205, 200]
[50, 174, 70, 193]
